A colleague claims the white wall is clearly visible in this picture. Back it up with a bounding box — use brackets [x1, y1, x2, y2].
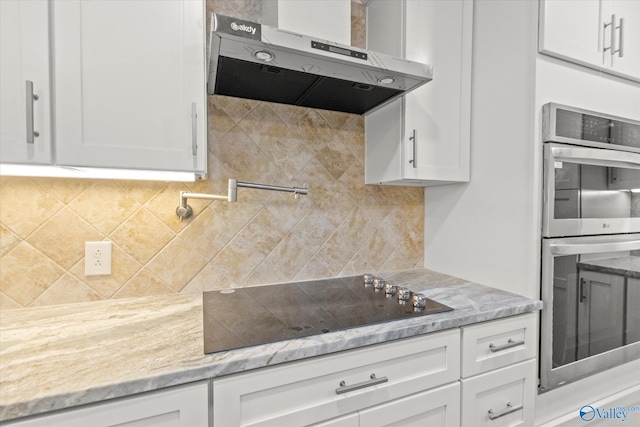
[423, 0, 640, 423]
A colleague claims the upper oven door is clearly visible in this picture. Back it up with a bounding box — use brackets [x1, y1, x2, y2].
[542, 143, 640, 237]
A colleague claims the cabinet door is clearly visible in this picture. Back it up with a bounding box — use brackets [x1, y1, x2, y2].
[359, 382, 460, 427]
[607, 0, 640, 80]
[3, 382, 209, 427]
[577, 270, 625, 359]
[461, 359, 536, 427]
[365, 0, 472, 186]
[539, 0, 604, 69]
[402, 0, 472, 183]
[626, 278, 640, 344]
[52, 0, 206, 173]
[0, 0, 52, 164]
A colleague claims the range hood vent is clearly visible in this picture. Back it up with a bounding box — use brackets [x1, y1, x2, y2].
[207, 13, 433, 115]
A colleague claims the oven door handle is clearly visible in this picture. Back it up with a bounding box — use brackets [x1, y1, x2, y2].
[549, 239, 640, 255]
[549, 144, 640, 169]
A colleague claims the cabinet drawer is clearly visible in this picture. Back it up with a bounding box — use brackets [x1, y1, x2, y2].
[212, 329, 460, 427]
[461, 359, 536, 427]
[359, 382, 460, 427]
[461, 313, 537, 377]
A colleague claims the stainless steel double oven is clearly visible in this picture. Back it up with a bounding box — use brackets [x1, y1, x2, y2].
[540, 103, 640, 391]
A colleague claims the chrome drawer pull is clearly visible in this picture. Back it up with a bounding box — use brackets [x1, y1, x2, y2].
[335, 374, 388, 395]
[488, 402, 522, 420]
[489, 338, 525, 353]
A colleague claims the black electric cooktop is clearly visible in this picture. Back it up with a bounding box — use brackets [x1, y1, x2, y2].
[202, 275, 452, 354]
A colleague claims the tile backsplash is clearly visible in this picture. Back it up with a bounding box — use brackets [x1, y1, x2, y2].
[0, 0, 424, 310]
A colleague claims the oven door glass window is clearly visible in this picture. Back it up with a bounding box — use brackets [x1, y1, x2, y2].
[543, 144, 640, 237]
[552, 252, 640, 369]
[541, 234, 640, 390]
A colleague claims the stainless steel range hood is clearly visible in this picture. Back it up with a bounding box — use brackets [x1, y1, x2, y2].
[207, 13, 433, 115]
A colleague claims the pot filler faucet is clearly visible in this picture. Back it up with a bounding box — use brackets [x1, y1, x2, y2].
[176, 178, 308, 221]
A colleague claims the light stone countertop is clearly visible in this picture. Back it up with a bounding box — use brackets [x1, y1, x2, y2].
[578, 256, 640, 279]
[0, 269, 542, 422]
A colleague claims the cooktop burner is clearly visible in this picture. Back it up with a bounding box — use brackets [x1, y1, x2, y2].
[202, 274, 452, 354]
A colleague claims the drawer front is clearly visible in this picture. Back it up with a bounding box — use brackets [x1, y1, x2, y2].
[461, 359, 536, 427]
[212, 329, 460, 427]
[359, 382, 460, 427]
[461, 313, 537, 377]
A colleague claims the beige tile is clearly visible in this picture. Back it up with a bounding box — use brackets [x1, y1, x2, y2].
[110, 208, 176, 265]
[381, 229, 424, 272]
[290, 110, 334, 149]
[30, 274, 104, 308]
[208, 233, 268, 285]
[351, 0, 367, 49]
[295, 256, 334, 281]
[293, 156, 337, 201]
[315, 146, 356, 181]
[269, 103, 310, 126]
[0, 176, 64, 238]
[32, 177, 92, 204]
[186, 262, 232, 293]
[207, 0, 262, 24]
[339, 115, 365, 158]
[0, 242, 64, 306]
[70, 244, 142, 298]
[0, 223, 20, 256]
[311, 230, 360, 276]
[317, 110, 354, 131]
[213, 95, 258, 123]
[313, 182, 358, 229]
[234, 207, 288, 256]
[145, 233, 210, 293]
[117, 180, 166, 205]
[264, 192, 314, 232]
[291, 210, 335, 249]
[114, 268, 174, 299]
[0, 291, 23, 311]
[26, 207, 103, 270]
[68, 181, 141, 235]
[208, 95, 236, 136]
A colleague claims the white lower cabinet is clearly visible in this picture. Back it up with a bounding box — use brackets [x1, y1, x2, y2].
[460, 315, 538, 427]
[461, 360, 536, 427]
[3, 381, 209, 427]
[212, 329, 461, 427]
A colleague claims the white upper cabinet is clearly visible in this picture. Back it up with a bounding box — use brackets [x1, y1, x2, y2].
[539, 0, 640, 82]
[0, 0, 52, 164]
[0, 0, 206, 179]
[53, 0, 206, 174]
[365, 0, 472, 186]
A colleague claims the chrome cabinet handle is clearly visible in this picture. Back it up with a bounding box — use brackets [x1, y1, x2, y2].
[617, 17, 624, 57]
[604, 14, 616, 56]
[580, 278, 587, 302]
[26, 80, 40, 144]
[488, 402, 523, 420]
[335, 374, 388, 395]
[408, 129, 417, 169]
[489, 338, 525, 353]
[191, 102, 197, 155]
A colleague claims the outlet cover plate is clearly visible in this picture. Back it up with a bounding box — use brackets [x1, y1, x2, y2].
[85, 241, 112, 276]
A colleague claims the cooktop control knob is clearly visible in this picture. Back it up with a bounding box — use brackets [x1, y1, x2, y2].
[412, 293, 427, 309]
[398, 287, 411, 303]
[384, 283, 397, 296]
[363, 274, 374, 287]
[373, 277, 386, 291]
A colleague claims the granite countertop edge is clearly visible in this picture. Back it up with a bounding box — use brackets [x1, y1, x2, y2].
[0, 269, 542, 422]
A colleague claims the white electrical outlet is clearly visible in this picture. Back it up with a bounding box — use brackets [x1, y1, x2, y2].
[85, 241, 112, 276]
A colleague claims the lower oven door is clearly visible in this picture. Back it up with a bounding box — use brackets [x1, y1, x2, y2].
[542, 143, 640, 238]
[540, 233, 640, 391]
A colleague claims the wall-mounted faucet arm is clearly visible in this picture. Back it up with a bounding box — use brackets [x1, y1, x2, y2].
[176, 179, 307, 221]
